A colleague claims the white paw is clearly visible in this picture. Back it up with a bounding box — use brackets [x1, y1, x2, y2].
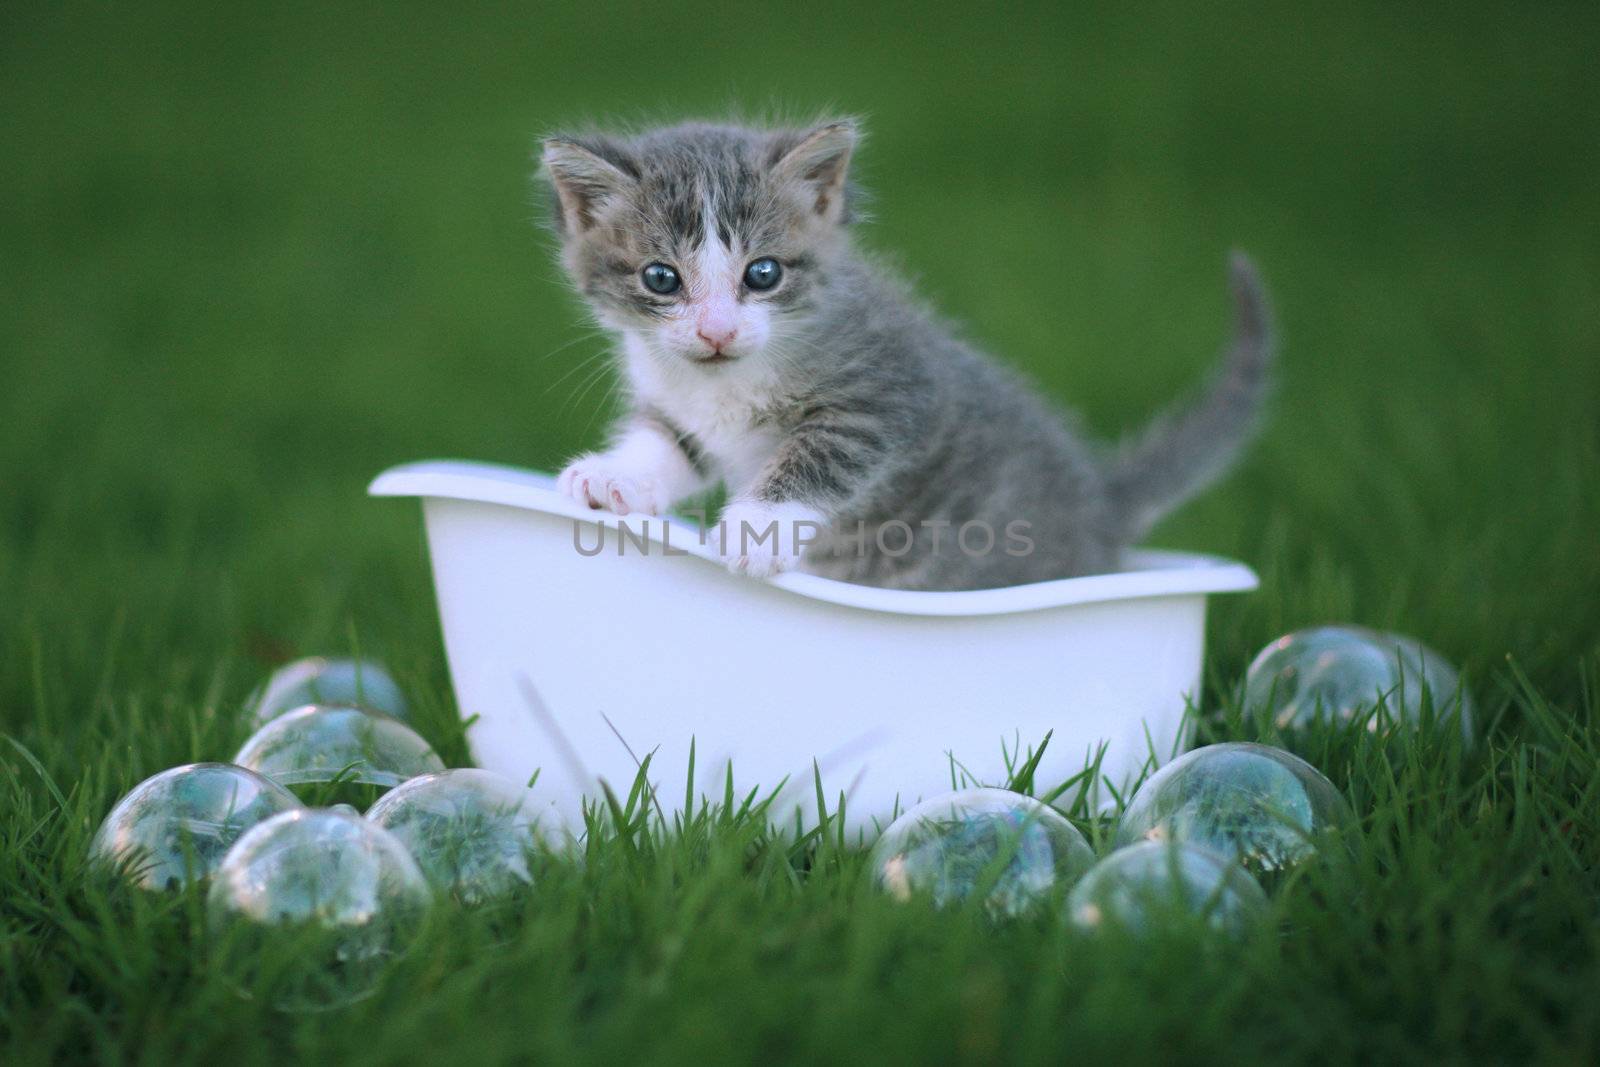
[729, 549, 792, 579]
[717, 499, 826, 579]
[556, 456, 662, 516]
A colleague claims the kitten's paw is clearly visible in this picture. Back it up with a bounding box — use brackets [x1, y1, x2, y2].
[727, 539, 795, 579]
[556, 456, 662, 516]
[717, 499, 826, 580]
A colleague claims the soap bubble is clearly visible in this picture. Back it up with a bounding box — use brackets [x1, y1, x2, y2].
[1115, 743, 1352, 882]
[248, 656, 409, 725]
[207, 808, 431, 1010]
[366, 769, 570, 906]
[89, 763, 302, 891]
[867, 788, 1095, 917]
[1067, 841, 1269, 936]
[1243, 625, 1473, 740]
[233, 705, 445, 791]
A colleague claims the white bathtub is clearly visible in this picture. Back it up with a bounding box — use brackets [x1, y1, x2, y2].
[369, 460, 1258, 834]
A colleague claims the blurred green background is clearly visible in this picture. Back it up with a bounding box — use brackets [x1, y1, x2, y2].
[3, 0, 1598, 711]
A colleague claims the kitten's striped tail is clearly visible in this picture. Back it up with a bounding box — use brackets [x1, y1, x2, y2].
[1104, 252, 1275, 541]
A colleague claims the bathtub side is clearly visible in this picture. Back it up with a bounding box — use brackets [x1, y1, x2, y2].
[370, 460, 1258, 618]
[415, 495, 1211, 833]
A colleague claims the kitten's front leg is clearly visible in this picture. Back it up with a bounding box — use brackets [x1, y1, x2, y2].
[557, 415, 707, 517]
[718, 498, 829, 578]
[718, 416, 889, 578]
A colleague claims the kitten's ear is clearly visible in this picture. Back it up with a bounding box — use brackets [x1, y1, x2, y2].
[771, 121, 858, 224]
[541, 137, 635, 236]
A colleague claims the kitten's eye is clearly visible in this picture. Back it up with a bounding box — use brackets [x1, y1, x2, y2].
[641, 263, 681, 295]
[743, 257, 782, 291]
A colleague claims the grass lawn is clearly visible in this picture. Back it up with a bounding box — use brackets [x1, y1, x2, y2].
[4, 1, 1600, 1062]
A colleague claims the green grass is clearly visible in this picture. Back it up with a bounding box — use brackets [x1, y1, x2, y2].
[4, 1, 1600, 1061]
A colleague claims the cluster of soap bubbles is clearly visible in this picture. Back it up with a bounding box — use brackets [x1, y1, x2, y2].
[92, 624, 1471, 983]
[89, 657, 575, 1010]
[866, 743, 1344, 935]
[868, 624, 1470, 935]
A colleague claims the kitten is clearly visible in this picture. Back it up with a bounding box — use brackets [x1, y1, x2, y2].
[540, 119, 1272, 591]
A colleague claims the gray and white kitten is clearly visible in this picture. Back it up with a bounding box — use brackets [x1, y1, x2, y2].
[541, 119, 1271, 591]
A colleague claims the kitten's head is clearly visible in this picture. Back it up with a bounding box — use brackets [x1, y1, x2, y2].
[540, 120, 858, 368]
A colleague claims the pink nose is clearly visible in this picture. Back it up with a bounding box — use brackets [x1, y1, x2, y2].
[696, 325, 738, 353]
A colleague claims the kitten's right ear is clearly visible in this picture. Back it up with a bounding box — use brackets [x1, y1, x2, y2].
[541, 138, 635, 236]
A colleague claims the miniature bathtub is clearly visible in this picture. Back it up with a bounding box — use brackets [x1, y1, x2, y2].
[369, 460, 1258, 834]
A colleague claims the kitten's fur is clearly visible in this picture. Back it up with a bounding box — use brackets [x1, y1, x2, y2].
[541, 119, 1272, 591]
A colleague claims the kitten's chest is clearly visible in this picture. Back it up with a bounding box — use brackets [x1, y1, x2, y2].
[622, 336, 782, 489]
[691, 418, 779, 489]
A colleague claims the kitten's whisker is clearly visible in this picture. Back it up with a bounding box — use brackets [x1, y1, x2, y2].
[539, 346, 612, 400]
[563, 358, 617, 419]
[550, 350, 616, 412]
[533, 328, 608, 365]
[580, 376, 625, 439]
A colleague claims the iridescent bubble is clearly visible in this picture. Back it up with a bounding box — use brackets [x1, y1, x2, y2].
[88, 763, 302, 891]
[1115, 743, 1352, 881]
[248, 657, 409, 725]
[1066, 841, 1268, 936]
[233, 704, 444, 790]
[206, 808, 431, 1010]
[1243, 625, 1473, 740]
[867, 788, 1095, 917]
[366, 769, 572, 906]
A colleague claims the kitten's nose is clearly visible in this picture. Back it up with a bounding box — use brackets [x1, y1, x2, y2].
[696, 325, 738, 354]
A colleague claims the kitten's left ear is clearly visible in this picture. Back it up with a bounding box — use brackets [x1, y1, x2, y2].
[771, 121, 858, 224]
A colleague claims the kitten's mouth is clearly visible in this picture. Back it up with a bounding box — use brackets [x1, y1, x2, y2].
[691, 352, 737, 366]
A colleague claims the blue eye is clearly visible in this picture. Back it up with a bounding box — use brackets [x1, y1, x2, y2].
[743, 257, 782, 291]
[641, 263, 680, 294]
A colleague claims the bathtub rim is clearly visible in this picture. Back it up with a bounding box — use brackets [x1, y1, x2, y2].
[370, 459, 1259, 618]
